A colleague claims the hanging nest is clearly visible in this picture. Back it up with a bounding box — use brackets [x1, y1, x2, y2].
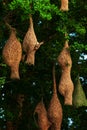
[58, 40, 74, 105]
[48, 65, 63, 130]
[58, 70, 74, 105]
[58, 40, 72, 70]
[73, 75, 87, 108]
[22, 15, 44, 65]
[60, 0, 69, 11]
[34, 99, 51, 130]
[2, 23, 22, 79]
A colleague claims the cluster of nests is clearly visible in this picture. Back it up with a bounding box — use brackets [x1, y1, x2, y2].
[2, 0, 69, 79]
[33, 37, 87, 130]
[2, 1, 77, 130]
[2, 15, 44, 79]
[34, 66, 63, 130]
[33, 37, 75, 130]
[33, 48, 74, 130]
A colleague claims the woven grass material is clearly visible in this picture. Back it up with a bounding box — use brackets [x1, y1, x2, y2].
[2, 27, 22, 79]
[23, 15, 43, 65]
[73, 75, 87, 108]
[58, 41, 74, 105]
[58, 41, 72, 70]
[34, 99, 51, 130]
[48, 65, 63, 130]
[60, 0, 69, 11]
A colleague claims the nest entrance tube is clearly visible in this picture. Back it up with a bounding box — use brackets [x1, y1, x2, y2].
[48, 65, 63, 130]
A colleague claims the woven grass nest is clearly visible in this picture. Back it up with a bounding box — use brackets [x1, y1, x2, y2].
[2, 24, 22, 79]
[60, 0, 69, 11]
[58, 41, 74, 105]
[22, 15, 43, 65]
[73, 75, 87, 108]
[34, 99, 51, 130]
[48, 65, 63, 130]
[58, 40, 72, 70]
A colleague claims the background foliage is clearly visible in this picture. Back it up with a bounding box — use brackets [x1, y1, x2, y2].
[0, 0, 87, 130]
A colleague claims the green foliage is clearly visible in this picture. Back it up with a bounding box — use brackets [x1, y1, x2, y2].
[5, 107, 20, 121]
[8, 0, 58, 20]
[75, 24, 86, 35]
[71, 42, 85, 52]
[0, 0, 87, 129]
[9, 0, 31, 11]
[8, 0, 33, 20]
[5, 110, 14, 121]
[34, 0, 58, 20]
[0, 77, 6, 86]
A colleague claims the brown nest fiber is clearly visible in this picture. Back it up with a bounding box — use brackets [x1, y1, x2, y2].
[48, 65, 63, 130]
[22, 15, 43, 65]
[58, 41, 74, 105]
[73, 75, 87, 108]
[60, 0, 69, 11]
[58, 40, 72, 70]
[34, 99, 51, 130]
[2, 24, 22, 79]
